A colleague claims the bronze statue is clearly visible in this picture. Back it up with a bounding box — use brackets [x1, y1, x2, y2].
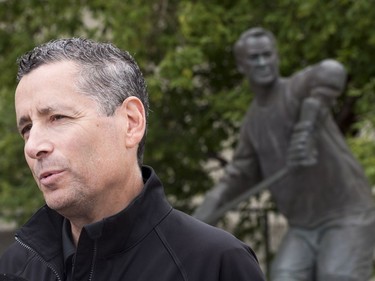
[194, 27, 375, 281]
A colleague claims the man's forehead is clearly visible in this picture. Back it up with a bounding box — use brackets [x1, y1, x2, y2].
[15, 62, 86, 119]
[16, 103, 72, 124]
[245, 36, 274, 51]
[17, 60, 79, 84]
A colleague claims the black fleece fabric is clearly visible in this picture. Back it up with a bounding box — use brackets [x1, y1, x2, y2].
[0, 166, 265, 281]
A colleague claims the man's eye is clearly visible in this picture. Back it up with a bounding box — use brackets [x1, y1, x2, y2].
[263, 52, 272, 58]
[21, 124, 32, 137]
[51, 115, 66, 121]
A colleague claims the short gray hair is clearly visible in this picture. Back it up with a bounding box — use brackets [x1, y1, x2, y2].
[17, 38, 149, 165]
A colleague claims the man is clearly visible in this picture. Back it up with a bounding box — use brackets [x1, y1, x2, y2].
[0, 38, 265, 281]
[194, 27, 375, 281]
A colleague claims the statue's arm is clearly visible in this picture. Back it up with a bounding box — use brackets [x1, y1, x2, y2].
[193, 116, 261, 223]
[287, 60, 347, 167]
[292, 59, 347, 105]
[309, 59, 347, 106]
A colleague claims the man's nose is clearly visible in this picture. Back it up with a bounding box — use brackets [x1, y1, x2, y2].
[257, 55, 267, 66]
[24, 127, 53, 159]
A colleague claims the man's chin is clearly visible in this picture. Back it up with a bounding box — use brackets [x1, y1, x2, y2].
[45, 201, 67, 213]
[44, 194, 69, 212]
[253, 77, 275, 86]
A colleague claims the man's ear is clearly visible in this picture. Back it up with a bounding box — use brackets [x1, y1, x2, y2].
[120, 97, 146, 149]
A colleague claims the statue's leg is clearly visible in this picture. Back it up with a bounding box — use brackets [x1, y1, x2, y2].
[316, 209, 375, 281]
[270, 227, 316, 281]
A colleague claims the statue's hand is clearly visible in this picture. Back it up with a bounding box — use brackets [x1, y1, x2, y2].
[287, 121, 318, 168]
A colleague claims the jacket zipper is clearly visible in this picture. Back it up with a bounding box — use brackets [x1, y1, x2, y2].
[88, 240, 97, 281]
[15, 237, 62, 281]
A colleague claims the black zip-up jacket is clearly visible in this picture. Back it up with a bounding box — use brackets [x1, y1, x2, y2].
[0, 166, 265, 280]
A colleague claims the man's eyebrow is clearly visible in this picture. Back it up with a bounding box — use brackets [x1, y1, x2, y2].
[17, 106, 57, 130]
[17, 116, 31, 131]
[37, 106, 56, 115]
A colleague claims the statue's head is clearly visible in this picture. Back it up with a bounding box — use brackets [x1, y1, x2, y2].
[234, 27, 279, 86]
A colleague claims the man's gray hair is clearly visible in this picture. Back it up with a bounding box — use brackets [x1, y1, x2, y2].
[17, 38, 149, 165]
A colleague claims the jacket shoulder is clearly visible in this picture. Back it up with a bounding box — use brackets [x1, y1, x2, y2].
[155, 209, 265, 280]
[162, 209, 253, 251]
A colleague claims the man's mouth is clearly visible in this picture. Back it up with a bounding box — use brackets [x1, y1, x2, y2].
[40, 171, 56, 180]
[38, 170, 64, 185]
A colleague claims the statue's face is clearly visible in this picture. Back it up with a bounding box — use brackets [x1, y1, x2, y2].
[238, 35, 279, 86]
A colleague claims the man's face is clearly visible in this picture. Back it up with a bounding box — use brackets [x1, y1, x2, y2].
[15, 61, 137, 218]
[238, 35, 279, 86]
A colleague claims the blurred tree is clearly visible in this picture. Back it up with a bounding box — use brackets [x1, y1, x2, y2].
[1, 0, 375, 269]
[0, 0, 91, 223]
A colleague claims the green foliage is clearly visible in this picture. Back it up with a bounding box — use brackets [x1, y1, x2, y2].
[0, 0, 91, 224]
[348, 124, 375, 188]
[1, 2, 375, 268]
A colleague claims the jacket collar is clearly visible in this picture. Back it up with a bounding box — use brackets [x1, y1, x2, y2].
[17, 166, 172, 261]
[83, 166, 172, 257]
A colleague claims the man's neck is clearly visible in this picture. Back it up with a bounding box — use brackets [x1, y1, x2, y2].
[70, 222, 82, 247]
[251, 79, 281, 107]
[66, 172, 145, 247]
